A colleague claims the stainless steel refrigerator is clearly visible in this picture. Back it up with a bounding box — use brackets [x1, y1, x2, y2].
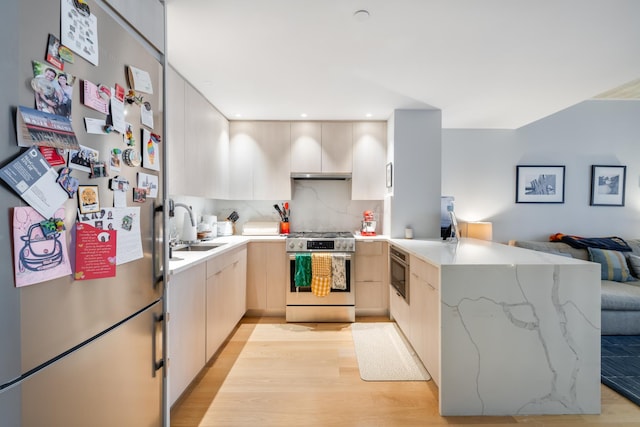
[0, 1, 166, 425]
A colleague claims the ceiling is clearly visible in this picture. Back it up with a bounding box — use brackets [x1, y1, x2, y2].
[166, 0, 640, 129]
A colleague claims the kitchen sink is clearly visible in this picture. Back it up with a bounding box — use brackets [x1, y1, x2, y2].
[173, 243, 226, 252]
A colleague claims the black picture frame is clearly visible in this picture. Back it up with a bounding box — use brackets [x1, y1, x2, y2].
[516, 165, 565, 203]
[590, 165, 626, 206]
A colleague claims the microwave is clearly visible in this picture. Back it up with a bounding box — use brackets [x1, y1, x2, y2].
[389, 245, 409, 303]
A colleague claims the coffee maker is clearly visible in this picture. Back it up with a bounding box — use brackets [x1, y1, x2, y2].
[361, 210, 376, 236]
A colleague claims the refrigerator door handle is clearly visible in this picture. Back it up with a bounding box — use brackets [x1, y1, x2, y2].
[152, 313, 164, 376]
[153, 202, 164, 290]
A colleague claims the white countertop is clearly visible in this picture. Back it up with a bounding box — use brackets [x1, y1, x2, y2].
[169, 235, 590, 275]
[168, 235, 285, 275]
[389, 237, 592, 266]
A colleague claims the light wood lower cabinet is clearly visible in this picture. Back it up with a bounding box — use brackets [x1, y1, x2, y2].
[389, 284, 410, 337]
[206, 247, 247, 361]
[409, 255, 440, 386]
[169, 246, 247, 407]
[354, 240, 389, 316]
[246, 242, 287, 315]
[168, 263, 206, 407]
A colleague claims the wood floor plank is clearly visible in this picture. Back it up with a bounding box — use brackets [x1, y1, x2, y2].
[171, 317, 640, 426]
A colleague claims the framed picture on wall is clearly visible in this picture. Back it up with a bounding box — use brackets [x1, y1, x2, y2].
[516, 165, 565, 203]
[590, 165, 626, 206]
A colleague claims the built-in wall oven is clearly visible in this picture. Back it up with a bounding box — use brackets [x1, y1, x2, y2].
[390, 245, 410, 303]
[286, 232, 356, 322]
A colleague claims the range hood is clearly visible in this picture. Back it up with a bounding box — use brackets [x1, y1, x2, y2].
[291, 172, 352, 180]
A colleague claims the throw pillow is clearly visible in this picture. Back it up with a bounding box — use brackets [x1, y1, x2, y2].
[626, 253, 640, 278]
[588, 247, 636, 282]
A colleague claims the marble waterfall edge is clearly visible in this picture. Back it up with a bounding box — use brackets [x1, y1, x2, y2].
[439, 263, 601, 416]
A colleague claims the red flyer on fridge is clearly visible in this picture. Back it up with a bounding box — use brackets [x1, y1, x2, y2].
[75, 222, 116, 280]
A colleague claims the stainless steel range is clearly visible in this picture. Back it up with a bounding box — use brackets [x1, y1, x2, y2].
[286, 231, 356, 322]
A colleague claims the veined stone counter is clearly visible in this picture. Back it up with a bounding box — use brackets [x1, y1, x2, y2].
[389, 238, 601, 416]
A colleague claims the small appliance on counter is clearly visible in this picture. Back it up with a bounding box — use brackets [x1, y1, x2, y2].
[196, 218, 213, 240]
[360, 210, 376, 236]
[217, 220, 234, 236]
[242, 221, 280, 236]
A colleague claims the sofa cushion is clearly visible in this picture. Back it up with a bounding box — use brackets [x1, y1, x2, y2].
[510, 240, 589, 260]
[627, 253, 640, 278]
[602, 280, 640, 311]
[588, 247, 636, 282]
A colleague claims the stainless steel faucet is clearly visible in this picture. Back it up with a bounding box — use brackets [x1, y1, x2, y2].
[168, 199, 196, 244]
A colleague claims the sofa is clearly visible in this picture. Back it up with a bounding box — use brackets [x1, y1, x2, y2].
[509, 239, 640, 335]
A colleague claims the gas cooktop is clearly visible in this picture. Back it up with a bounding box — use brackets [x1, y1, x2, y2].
[286, 231, 355, 252]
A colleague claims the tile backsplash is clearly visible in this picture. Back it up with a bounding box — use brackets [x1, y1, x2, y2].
[170, 180, 383, 239]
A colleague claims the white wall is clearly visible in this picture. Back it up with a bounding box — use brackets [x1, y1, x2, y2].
[387, 109, 442, 239]
[443, 100, 640, 242]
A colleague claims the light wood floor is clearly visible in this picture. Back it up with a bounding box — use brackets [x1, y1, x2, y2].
[171, 316, 640, 426]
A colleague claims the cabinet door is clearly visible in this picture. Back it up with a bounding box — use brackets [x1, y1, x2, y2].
[205, 267, 225, 361]
[184, 85, 215, 198]
[247, 242, 286, 314]
[389, 285, 410, 338]
[321, 122, 352, 173]
[254, 122, 291, 200]
[409, 268, 428, 364]
[229, 121, 256, 200]
[424, 263, 440, 386]
[291, 122, 321, 173]
[355, 241, 388, 315]
[265, 242, 287, 312]
[246, 243, 266, 310]
[210, 107, 230, 199]
[234, 248, 247, 321]
[166, 67, 185, 196]
[168, 263, 206, 406]
[352, 122, 387, 200]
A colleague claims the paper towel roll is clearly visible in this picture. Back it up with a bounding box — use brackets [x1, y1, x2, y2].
[182, 212, 197, 242]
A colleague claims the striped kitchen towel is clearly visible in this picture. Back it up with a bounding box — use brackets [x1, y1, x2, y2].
[311, 253, 332, 297]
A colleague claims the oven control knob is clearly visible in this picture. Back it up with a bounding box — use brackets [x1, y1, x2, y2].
[298, 242, 303, 249]
[288, 242, 294, 249]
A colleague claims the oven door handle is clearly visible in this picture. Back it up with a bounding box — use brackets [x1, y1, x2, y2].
[390, 252, 408, 267]
[289, 253, 353, 260]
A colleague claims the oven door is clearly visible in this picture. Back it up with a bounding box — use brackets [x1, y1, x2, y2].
[286, 252, 355, 322]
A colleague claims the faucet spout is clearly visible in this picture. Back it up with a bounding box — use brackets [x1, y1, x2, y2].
[168, 199, 196, 226]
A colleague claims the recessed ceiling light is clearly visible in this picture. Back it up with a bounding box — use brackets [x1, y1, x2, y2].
[300, 113, 308, 118]
[234, 113, 242, 118]
[365, 113, 372, 118]
[353, 9, 370, 22]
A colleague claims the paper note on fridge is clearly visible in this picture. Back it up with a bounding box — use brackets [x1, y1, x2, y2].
[0, 146, 68, 219]
[13, 206, 72, 287]
[16, 106, 80, 150]
[79, 206, 143, 265]
[127, 65, 153, 94]
[75, 223, 117, 281]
